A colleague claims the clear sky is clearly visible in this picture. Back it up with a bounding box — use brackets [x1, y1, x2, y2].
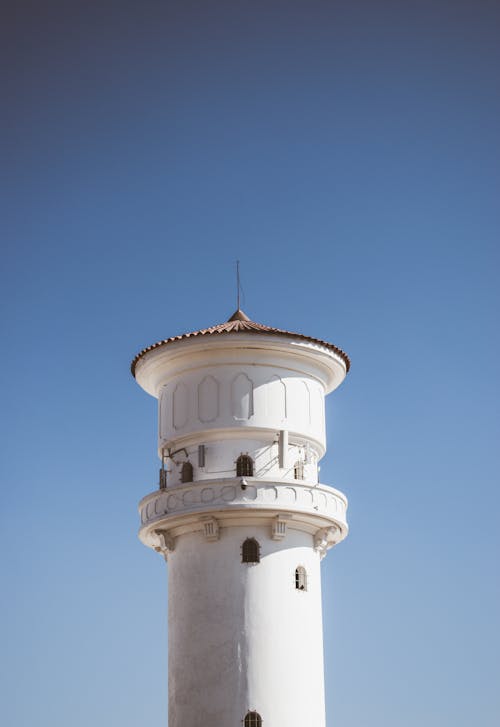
[1, 1, 499, 725]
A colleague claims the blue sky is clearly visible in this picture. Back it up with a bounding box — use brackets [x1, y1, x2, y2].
[1, 2, 499, 725]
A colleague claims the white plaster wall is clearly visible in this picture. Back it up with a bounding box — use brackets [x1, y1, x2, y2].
[167, 525, 326, 727]
[157, 362, 327, 486]
[135, 331, 349, 726]
[163, 436, 320, 487]
[158, 365, 326, 452]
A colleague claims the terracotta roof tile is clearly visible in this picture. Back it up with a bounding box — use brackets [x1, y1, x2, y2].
[131, 309, 350, 376]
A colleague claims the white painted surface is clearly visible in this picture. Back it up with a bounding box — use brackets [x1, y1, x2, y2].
[168, 525, 326, 727]
[158, 366, 326, 439]
[134, 327, 349, 726]
[156, 436, 322, 488]
[135, 333, 347, 479]
[139, 479, 347, 545]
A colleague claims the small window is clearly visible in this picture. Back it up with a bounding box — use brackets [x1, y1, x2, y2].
[242, 538, 260, 564]
[244, 712, 262, 727]
[294, 460, 304, 480]
[181, 461, 193, 483]
[236, 453, 254, 477]
[295, 566, 307, 591]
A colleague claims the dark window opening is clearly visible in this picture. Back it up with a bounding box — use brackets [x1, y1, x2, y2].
[294, 460, 305, 480]
[236, 453, 254, 477]
[244, 712, 262, 727]
[242, 538, 260, 564]
[181, 461, 193, 483]
[295, 566, 307, 591]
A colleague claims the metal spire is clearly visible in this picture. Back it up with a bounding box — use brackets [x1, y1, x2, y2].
[236, 259, 241, 311]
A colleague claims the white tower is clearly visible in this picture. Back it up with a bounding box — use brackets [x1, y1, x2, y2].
[132, 308, 350, 727]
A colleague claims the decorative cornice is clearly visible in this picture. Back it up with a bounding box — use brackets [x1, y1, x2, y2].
[139, 479, 348, 555]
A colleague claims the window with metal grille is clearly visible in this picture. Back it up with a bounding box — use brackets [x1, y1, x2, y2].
[236, 453, 254, 477]
[295, 566, 307, 591]
[181, 461, 193, 483]
[294, 460, 305, 480]
[242, 538, 260, 564]
[244, 712, 262, 727]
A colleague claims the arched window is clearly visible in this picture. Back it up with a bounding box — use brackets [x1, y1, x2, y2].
[181, 461, 193, 483]
[244, 712, 262, 727]
[242, 538, 260, 564]
[295, 566, 307, 591]
[236, 453, 254, 477]
[294, 460, 304, 480]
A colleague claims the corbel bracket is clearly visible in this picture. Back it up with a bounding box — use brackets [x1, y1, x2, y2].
[153, 529, 176, 561]
[314, 526, 340, 559]
[201, 516, 220, 542]
[271, 514, 289, 541]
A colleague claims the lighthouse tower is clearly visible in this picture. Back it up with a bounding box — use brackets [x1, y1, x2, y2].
[132, 309, 350, 727]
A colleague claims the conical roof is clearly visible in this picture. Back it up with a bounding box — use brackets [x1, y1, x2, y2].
[131, 309, 350, 376]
